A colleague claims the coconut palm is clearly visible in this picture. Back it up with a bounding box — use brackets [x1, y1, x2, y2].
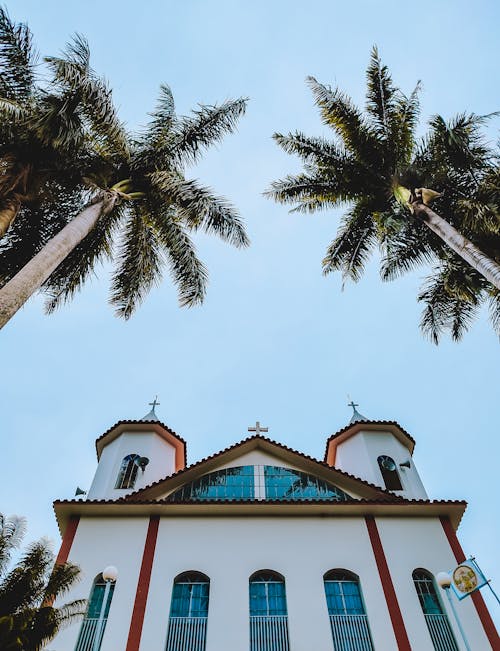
[0, 8, 125, 239]
[0, 16, 248, 329]
[0, 514, 84, 650]
[267, 47, 500, 341]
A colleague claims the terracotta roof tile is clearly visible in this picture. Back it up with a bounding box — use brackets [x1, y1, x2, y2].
[324, 420, 416, 462]
[124, 434, 398, 501]
[94, 419, 187, 466]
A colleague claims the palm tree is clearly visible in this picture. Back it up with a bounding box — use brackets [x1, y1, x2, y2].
[0, 514, 84, 650]
[0, 9, 125, 238]
[267, 47, 500, 340]
[0, 16, 248, 329]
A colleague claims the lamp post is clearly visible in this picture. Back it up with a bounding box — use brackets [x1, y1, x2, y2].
[436, 572, 471, 651]
[92, 565, 118, 651]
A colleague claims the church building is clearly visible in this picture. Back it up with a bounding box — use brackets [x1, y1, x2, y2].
[50, 404, 499, 651]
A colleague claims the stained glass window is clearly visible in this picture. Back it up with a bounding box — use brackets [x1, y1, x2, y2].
[168, 465, 350, 502]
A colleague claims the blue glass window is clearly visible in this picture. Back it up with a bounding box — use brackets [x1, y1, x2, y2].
[413, 569, 458, 650]
[324, 570, 365, 615]
[166, 573, 209, 651]
[169, 465, 350, 502]
[264, 466, 350, 501]
[249, 571, 288, 616]
[169, 572, 210, 618]
[115, 454, 141, 489]
[75, 574, 115, 651]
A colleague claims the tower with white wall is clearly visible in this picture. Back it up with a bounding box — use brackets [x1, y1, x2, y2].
[325, 404, 428, 500]
[87, 404, 186, 500]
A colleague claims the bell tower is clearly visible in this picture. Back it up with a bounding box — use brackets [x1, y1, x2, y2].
[86, 401, 186, 500]
[325, 403, 428, 500]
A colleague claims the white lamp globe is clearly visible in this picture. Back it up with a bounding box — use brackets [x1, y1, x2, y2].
[436, 571, 451, 589]
[102, 565, 118, 582]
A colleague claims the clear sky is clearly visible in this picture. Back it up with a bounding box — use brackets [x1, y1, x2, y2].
[2, 0, 499, 623]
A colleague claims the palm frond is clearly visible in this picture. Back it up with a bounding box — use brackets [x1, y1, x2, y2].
[273, 131, 347, 167]
[109, 207, 164, 319]
[306, 76, 381, 165]
[488, 291, 500, 335]
[45, 36, 129, 157]
[322, 200, 377, 281]
[365, 45, 396, 138]
[43, 562, 81, 603]
[0, 97, 28, 122]
[380, 217, 436, 280]
[145, 83, 176, 144]
[150, 171, 249, 247]
[0, 7, 37, 100]
[150, 208, 208, 307]
[390, 81, 421, 169]
[167, 97, 247, 166]
[418, 265, 481, 343]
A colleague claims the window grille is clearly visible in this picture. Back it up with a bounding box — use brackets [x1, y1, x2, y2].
[324, 570, 374, 651]
[249, 571, 290, 651]
[115, 454, 141, 489]
[165, 572, 209, 651]
[413, 570, 459, 651]
[74, 574, 115, 651]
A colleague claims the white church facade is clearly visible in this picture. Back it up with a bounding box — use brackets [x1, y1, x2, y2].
[50, 406, 499, 651]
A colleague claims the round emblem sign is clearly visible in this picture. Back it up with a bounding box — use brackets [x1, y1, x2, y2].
[452, 564, 478, 594]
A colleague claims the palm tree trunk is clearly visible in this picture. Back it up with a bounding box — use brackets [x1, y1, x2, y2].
[0, 198, 21, 238]
[413, 202, 500, 290]
[0, 192, 118, 329]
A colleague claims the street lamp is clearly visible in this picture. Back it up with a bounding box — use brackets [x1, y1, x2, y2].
[92, 566, 118, 651]
[436, 572, 471, 651]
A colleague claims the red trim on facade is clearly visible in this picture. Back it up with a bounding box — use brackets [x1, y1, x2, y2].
[365, 515, 411, 650]
[125, 516, 160, 651]
[440, 516, 500, 649]
[55, 515, 79, 565]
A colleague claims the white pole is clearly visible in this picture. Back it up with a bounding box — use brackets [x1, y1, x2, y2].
[92, 580, 111, 651]
[444, 587, 472, 651]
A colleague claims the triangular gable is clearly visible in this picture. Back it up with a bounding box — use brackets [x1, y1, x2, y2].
[126, 435, 395, 502]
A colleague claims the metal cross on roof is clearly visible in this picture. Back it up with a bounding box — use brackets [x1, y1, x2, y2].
[348, 400, 359, 409]
[248, 421, 268, 436]
[149, 396, 160, 409]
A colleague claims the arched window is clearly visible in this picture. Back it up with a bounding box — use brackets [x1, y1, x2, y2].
[249, 571, 289, 651]
[75, 573, 115, 651]
[167, 465, 350, 502]
[377, 455, 402, 490]
[115, 454, 141, 489]
[165, 572, 209, 651]
[324, 570, 374, 650]
[413, 569, 458, 650]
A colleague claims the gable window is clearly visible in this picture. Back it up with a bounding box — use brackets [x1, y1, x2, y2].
[413, 569, 458, 650]
[263, 466, 349, 501]
[165, 572, 209, 651]
[377, 455, 402, 490]
[115, 454, 141, 489]
[324, 569, 374, 650]
[168, 465, 350, 502]
[249, 570, 290, 651]
[75, 573, 115, 651]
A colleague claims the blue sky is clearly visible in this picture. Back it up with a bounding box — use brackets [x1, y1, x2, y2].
[2, 0, 499, 623]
